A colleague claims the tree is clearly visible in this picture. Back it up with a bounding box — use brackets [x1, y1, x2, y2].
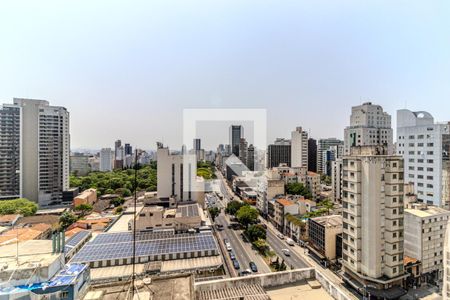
[110, 197, 125, 207]
[252, 238, 270, 255]
[0, 198, 38, 216]
[321, 174, 332, 186]
[225, 200, 246, 216]
[318, 199, 334, 215]
[59, 212, 77, 230]
[208, 207, 220, 222]
[74, 204, 93, 217]
[236, 205, 259, 228]
[246, 224, 266, 242]
[114, 206, 123, 214]
[285, 182, 312, 199]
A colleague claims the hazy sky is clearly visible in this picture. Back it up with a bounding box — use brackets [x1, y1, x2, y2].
[1, 1, 449, 151]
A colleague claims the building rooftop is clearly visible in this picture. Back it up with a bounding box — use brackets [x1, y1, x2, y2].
[0, 214, 21, 225]
[405, 205, 450, 218]
[310, 215, 343, 227]
[0, 240, 62, 274]
[0, 223, 51, 245]
[276, 198, 296, 207]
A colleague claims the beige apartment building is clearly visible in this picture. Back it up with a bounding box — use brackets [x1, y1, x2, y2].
[342, 146, 407, 296]
[404, 203, 450, 284]
[308, 215, 343, 262]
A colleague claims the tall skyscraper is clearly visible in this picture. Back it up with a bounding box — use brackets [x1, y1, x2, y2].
[3, 99, 70, 206]
[0, 104, 21, 199]
[344, 102, 393, 155]
[239, 138, 248, 166]
[247, 144, 255, 171]
[267, 138, 291, 168]
[397, 109, 450, 207]
[291, 126, 308, 168]
[124, 143, 133, 156]
[114, 139, 123, 169]
[193, 138, 201, 151]
[317, 138, 343, 174]
[229, 125, 243, 157]
[100, 148, 113, 172]
[342, 146, 405, 296]
[308, 138, 317, 172]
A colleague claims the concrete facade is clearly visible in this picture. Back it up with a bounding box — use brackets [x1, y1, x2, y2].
[291, 126, 308, 168]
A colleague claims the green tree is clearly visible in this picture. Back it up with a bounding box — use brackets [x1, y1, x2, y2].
[286, 182, 312, 199]
[114, 206, 123, 214]
[0, 198, 38, 216]
[236, 205, 259, 228]
[318, 199, 334, 215]
[252, 238, 270, 255]
[59, 212, 77, 230]
[110, 197, 125, 207]
[74, 204, 93, 217]
[246, 224, 266, 242]
[208, 207, 220, 222]
[225, 200, 246, 216]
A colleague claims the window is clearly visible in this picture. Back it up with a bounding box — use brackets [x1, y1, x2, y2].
[61, 291, 69, 299]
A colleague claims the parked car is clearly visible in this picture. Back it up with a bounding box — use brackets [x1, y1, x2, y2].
[249, 261, 258, 272]
[277, 233, 284, 239]
[226, 244, 232, 252]
[286, 238, 295, 246]
[240, 269, 252, 276]
[233, 259, 240, 270]
[281, 248, 291, 256]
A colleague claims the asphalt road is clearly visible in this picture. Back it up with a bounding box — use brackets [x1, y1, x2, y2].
[266, 227, 310, 269]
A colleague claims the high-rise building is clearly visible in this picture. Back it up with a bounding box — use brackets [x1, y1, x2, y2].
[100, 148, 113, 172]
[0, 104, 21, 200]
[124, 143, 132, 156]
[342, 146, 405, 296]
[344, 102, 393, 155]
[229, 125, 243, 157]
[308, 138, 317, 172]
[193, 138, 201, 151]
[291, 127, 308, 168]
[239, 138, 248, 166]
[247, 144, 255, 171]
[397, 109, 450, 207]
[114, 139, 123, 169]
[331, 159, 343, 202]
[8, 98, 70, 206]
[317, 138, 343, 174]
[157, 144, 204, 203]
[267, 138, 291, 168]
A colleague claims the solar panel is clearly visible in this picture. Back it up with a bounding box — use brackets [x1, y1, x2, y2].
[64, 230, 91, 253]
[70, 231, 218, 263]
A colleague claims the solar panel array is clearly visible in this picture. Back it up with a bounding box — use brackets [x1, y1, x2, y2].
[177, 204, 199, 217]
[64, 230, 91, 253]
[70, 231, 218, 263]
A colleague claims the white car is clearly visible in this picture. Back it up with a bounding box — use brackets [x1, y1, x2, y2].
[286, 238, 295, 246]
[277, 233, 284, 239]
[281, 248, 291, 256]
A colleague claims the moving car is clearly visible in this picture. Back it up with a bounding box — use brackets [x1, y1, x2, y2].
[233, 259, 240, 270]
[286, 238, 295, 246]
[249, 261, 258, 272]
[281, 248, 291, 256]
[240, 269, 252, 276]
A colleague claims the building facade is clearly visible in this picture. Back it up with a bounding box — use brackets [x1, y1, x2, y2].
[291, 126, 308, 168]
[397, 109, 450, 207]
[308, 215, 343, 263]
[308, 138, 317, 172]
[342, 146, 406, 295]
[267, 138, 291, 168]
[0, 104, 21, 200]
[344, 102, 394, 156]
[70, 153, 90, 176]
[99, 148, 113, 172]
[317, 138, 343, 174]
[229, 125, 243, 157]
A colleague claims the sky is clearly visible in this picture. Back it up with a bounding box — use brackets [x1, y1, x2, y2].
[1, 1, 449, 151]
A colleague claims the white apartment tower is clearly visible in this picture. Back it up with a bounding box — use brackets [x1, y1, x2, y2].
[5, 98, 70, 206]
[317, 138, 343, 174]
[397, 109, 450, 207]
[291, 126, 308, 168]
[344, 102, 393, 156]
[157, 145, 204, 204]
[342, 146, 406, 294]
[99, 148, 113, 172]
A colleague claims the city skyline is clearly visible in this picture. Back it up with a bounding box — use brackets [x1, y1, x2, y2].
[1, 1, 449, 149]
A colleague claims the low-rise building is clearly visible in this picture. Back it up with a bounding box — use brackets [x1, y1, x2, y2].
[132, 203, 205, 232]
[73, 188, 97, 207]
[0, 223, 52, 246]
[404, 203, 450, 285]
[306, 171, 321, 200]
[307, 215, 343, 266]
[269, 198, 299, 232]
